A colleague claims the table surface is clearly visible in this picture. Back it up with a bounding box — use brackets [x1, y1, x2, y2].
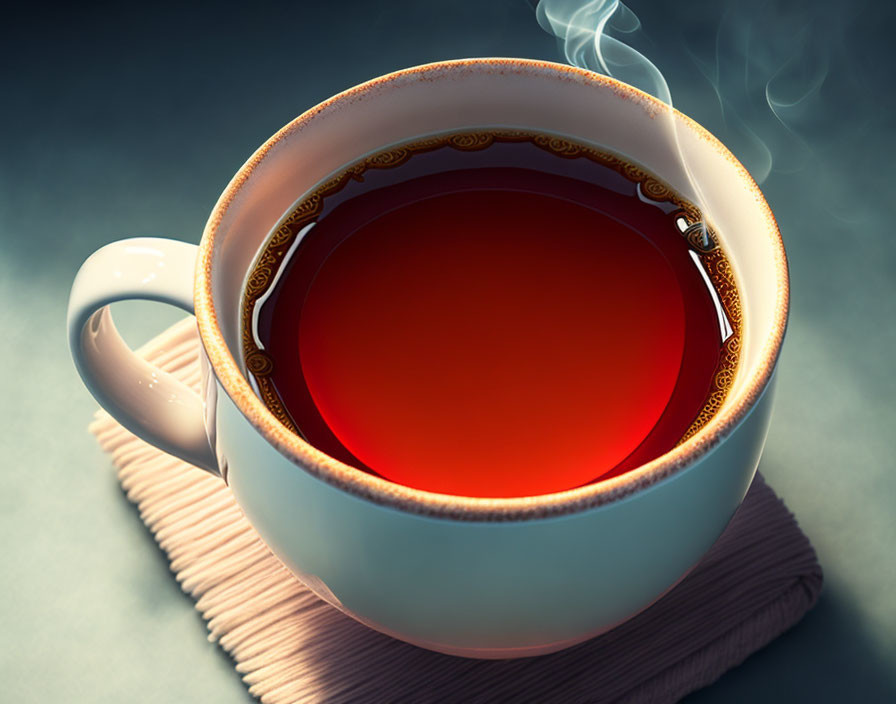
[2, 1, 894, 701]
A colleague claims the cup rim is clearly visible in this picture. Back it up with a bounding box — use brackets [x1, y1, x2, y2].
[194, 57, 789, 522]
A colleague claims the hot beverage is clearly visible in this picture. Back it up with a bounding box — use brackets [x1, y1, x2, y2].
[241, 131, 741, 497]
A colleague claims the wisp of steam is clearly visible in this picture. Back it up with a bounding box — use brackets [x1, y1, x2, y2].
[536, 0, 714, 244]
[535, 0, 832, 190]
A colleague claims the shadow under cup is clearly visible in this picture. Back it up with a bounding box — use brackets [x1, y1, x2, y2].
[195, 59, 787, 657]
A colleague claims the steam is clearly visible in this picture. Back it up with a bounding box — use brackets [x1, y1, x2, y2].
[686, 3, 830, 183]
[536, 0, 662, 103]
[535, 0, 833, 190]
[536, 0, 713, 242]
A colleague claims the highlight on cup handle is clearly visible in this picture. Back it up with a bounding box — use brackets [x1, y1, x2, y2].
[67, 237, 220, 475]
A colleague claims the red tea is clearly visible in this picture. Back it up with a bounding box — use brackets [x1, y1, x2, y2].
[242, 132, 740, 498]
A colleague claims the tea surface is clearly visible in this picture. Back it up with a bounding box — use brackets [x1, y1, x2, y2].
[243, 132, 740, 497]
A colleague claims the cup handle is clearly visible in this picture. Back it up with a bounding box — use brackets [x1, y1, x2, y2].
[67, 237, 219, 475]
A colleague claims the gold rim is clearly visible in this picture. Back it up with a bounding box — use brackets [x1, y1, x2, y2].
[195, 58, 789, 521]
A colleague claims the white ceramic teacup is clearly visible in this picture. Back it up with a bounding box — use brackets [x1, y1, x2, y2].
[68, 58, 788, 658]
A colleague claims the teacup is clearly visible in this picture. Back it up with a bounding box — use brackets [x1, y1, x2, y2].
[68, 58, 788, 658]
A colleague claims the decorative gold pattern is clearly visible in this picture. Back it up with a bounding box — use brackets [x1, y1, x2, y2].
[679, 249, 743, 442]
[240, 129, 743, 464]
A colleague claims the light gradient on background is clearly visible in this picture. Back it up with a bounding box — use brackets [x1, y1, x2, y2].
[0, 1, 893, 701]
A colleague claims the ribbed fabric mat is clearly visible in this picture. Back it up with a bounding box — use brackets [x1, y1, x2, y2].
[89, 317, 822, 704]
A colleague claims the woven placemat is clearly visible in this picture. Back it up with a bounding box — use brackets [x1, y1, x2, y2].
[89, 317, 822, 704]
